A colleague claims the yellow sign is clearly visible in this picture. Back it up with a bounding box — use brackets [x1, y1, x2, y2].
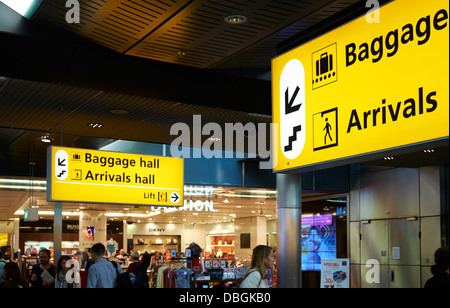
[47, 146, 184, 206]
[272, 0, 449, 172]
[0, 233, 8, 246]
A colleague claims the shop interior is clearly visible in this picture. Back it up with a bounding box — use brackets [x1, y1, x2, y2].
[0, 172, 354, 287]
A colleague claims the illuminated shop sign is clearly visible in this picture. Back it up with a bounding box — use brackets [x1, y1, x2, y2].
[47, 146, 184, 207]
[272, 0, 449, 172]
[151, 200, 215, 212]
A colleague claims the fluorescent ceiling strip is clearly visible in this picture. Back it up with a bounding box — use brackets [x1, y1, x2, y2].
[0, 184, 46, 190]
[0, 0, 42, 19]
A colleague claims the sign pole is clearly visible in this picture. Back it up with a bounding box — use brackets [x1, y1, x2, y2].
[276, 173, 302, 288]
[53, 201, 63, 263]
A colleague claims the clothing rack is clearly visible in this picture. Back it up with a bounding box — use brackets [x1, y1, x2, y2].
[168, 258, 192, 288]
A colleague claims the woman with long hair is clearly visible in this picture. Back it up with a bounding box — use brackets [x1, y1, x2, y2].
[55, 255, 80, 288]
[240, 245, 274, 288]
[0, 262, 27, 288]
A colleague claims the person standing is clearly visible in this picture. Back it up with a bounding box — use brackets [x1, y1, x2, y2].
[30, 249, 55, 288]
[0, 262, 27, 288]
[126, 251, 141, 276]
[240, 245, 275, 288]
[425, 246, 449, 288]
[0, 251, 7, 284]
[55, 255, 80, 288]
[87, 243, 123, 288]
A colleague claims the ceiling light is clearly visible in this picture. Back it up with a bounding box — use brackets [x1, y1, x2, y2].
[87, 123, 104, 129]
[41, 135, 51, 143]
[225, 15, 247, 25]
[0, 0, 42, 19]
[424, 149, 435, 153]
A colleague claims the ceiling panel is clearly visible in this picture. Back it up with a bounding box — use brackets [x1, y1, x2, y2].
[126, 0, 338, 68]
[0, 77, 272, 147]
[33, 0, 193, 53]
[31, 0, 361, 69]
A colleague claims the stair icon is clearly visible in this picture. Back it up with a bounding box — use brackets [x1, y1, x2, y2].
[284, 125, 302, 152]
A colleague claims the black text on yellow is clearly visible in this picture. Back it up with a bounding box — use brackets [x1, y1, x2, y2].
[347, 87, 437, 133]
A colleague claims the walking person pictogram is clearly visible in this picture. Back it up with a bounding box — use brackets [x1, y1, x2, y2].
[324, 118, 333, 145]
[313, 108, 338, 152]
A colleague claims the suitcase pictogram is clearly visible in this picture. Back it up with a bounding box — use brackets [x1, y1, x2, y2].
[316, 52, 333, 76]
[312, 43, 338, 90]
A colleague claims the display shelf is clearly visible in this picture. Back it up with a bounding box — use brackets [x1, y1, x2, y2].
[206, 234, 235, 259]
[209, 245, 234, 247]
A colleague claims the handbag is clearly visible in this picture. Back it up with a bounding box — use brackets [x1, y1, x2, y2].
[207, 268, 224, 280]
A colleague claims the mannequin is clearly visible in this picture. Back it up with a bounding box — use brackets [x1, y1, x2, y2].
[106, 237, 118, 257]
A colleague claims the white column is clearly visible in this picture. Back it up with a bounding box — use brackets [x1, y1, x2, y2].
[123, 220, 128, 253]
[79, 210, 107, 252]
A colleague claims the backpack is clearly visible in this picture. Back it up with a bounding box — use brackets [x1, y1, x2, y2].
[111, 261, 135, 288]
[111, 261, 148, 288]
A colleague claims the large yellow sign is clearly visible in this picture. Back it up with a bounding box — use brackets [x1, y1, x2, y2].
[272, 0, 449, 172]
[47, 146, 184, 206]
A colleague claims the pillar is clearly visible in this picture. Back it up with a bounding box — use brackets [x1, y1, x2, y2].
[276, 173, 302, 288]
[13, 218, 20, 252]
[79, 210, 107, 252]
[53, 202, 62, 262]
[123, 220, 128, 253]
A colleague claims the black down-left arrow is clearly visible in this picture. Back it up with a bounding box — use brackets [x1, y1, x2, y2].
[285, 86, 302, 115]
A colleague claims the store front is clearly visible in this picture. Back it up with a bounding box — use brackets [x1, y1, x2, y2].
[1, 160, 447, 288]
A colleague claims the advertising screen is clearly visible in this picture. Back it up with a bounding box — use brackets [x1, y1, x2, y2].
[301, 214, 337, 271]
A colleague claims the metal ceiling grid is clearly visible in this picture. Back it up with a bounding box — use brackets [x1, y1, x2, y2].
[0, 78, 100, 132]
[211, 0, 361, 69]
[0, 76, 272, 155]
[33, 0, 192, 53]
[31, 0, 361, 69]
[0, 190, 29, 219]
[126, 0, 335, 68]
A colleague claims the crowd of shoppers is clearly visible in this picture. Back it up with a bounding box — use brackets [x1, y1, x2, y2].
[0, 243, 152, 288]
[1, 244, 447, 288]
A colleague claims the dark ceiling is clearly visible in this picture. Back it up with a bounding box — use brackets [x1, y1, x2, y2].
[0, 0, 447, 180]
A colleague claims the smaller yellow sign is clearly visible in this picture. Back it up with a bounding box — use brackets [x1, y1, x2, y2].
[0, 233, 8, 247]
[47, 146, 184, 207]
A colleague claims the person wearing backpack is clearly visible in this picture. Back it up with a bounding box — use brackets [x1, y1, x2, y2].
[240, 245, 274, 288]
[113, 252, 151, 288]
[87, 243, 123, 288]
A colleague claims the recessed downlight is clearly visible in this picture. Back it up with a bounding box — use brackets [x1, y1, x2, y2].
[224, 15, 247, 25]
